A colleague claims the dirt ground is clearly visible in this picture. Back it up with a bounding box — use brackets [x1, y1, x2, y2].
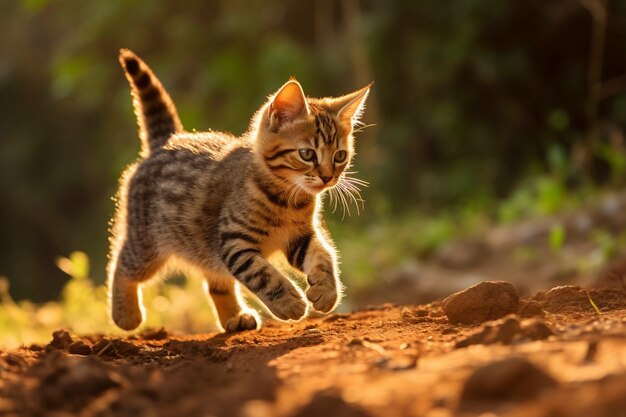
[1, 284, 625, 417]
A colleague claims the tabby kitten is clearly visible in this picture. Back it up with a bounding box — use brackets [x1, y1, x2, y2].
[109, 49, 370, 332]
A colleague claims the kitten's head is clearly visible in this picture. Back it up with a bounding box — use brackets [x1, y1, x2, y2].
[254, 79, 370, 196]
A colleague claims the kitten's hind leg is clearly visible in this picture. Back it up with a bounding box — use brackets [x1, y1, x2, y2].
[108, 241, 163, 331]
[207, 275, 258, 332]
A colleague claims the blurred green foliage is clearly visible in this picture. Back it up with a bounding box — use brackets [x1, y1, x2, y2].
[0, 251, 220, 348]
[549, 224, 567, 252]
[3, 0, 626, 303]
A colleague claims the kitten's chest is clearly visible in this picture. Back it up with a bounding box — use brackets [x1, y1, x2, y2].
[257, 212, 311, 255]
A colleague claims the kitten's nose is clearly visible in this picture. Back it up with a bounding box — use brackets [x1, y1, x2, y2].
[320, 176, 333, 184]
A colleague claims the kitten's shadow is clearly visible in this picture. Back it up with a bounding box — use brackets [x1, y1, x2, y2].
[150, 331, 325, 417]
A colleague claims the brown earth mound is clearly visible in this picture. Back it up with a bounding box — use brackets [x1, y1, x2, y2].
[1, 284, 626, 417]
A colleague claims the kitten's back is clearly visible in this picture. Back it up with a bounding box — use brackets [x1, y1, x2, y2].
[125, 132, 255, 256]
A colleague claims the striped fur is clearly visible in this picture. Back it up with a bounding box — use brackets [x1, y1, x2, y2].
[108, 49, 371, 332]
[119, 49, 183, 156]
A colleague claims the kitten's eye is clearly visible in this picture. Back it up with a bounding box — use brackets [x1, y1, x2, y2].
[299, 149, 316, 162]
[334, 150, 347, 163]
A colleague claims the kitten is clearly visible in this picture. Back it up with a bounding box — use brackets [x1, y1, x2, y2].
[108, 49, 370, 332]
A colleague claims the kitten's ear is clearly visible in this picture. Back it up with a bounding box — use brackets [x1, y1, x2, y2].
[268, 80, 309, 129]
[331, 83, 372, 127]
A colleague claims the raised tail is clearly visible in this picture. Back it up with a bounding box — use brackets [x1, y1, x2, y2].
[119, 49, 183, 155]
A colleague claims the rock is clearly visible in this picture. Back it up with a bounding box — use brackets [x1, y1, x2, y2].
[442, 281, 519, 325]
[458, 356, 558, 410]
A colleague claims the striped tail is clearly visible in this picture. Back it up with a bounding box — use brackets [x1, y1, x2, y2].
[119, 49, 183, 155]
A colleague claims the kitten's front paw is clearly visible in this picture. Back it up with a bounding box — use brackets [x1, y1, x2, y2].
[265, 284, 307, 321]
[224, 312, 258, 332]
[306, 282, 339, 313]
[111, 281, 143, 331]
[112, 302, 143, 331]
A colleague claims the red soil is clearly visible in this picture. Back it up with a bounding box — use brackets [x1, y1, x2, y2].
[1, 285, 626, 417]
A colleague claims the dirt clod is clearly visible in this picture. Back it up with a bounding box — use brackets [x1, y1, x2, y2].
[92, 338, 139, 358]
[36, 354, 123, 412]
[292, 392, 373, 417]
[45, 329, 73, 351]
[455, 315, 554, 348]
[459, 356, 558, 409]
[138, 327, 168, 340]
[67, 340, 92, 356]
[442, 281, 519, 324]
[456, 315, 520, 348]
[522, 318, 554, 340]
[529, 285, 626, 314]
[517, 299, 546, 318]
[2, 352, 27, 370]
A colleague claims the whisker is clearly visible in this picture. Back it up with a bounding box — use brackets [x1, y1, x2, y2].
[338, 182, 362, 216]
[330, 188, 340, 213]
[343, 180, 369, 191]
[334, 172, 368, 216]
[332, 188, 340, 212]
[342, 173, 369, 187]
[341, 181, 365, 202]
[340, 178, 364, 192]
[271, 172, 367, 216]
[335, 184, 351, 219]
[327, 187, 337, 213]
[352, 123, 377, 133]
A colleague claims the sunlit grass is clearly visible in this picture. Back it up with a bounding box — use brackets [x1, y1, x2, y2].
[0, 251, 219, 349]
